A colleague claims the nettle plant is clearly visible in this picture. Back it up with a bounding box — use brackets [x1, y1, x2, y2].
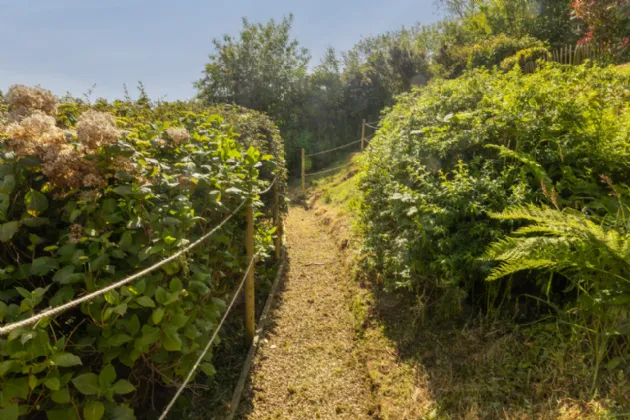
[0, 86, 284, 419]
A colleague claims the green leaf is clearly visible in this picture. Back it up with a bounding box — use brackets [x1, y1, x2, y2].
[53, 265, 84, 284]
[112, 379, 135, 395]
[136, 296, 155, 308]
[50, 388, 71, 404]
[152, 307, 165, 324]
[0, 221, 19, 242]
[0, 175, 16, 194]
[0, 360, 20, 377]
[72, 373, 100, 395]
[169, 278, 183, 293]
[25, 189, 48, 215]
[113, 185, 134, 196]
[113, 303, 128, 316]
[162, 326, 182, 351]
[52, 352, 82, 367]
[84, 401, 105, 420]
[107, 333, 133, 347]
[99, 364, 116, 388]
[0, 403, 18, 420]
[44, 377, 61, 391]
[31, 256, 58, 276]
[200, 362, 216, 377]
[111, 405, 135, 419]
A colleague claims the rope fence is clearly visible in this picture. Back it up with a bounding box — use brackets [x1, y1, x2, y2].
[0, 176, 280, 336]
[300, 119, 379, 192]
[159, 252, 259, 420]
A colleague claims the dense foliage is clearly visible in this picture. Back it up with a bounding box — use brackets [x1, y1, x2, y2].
[358, 64, 630, 377]
[0, 86, 285, 419]
[571, 0, 630, 57]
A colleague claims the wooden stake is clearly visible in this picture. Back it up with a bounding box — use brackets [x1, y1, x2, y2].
[301, 148, 305, 193]
[273, 182, 281, 260]
[361, 119, 366, 152]
[569, 44, 573, 65]
[245, 204, 255, 340]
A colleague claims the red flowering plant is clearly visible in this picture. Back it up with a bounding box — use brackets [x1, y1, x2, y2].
[571, 0, 630, 59]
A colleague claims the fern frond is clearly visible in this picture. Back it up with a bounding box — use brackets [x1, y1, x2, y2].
[487, 258, 561, 281]
[485, 144, 552, 184]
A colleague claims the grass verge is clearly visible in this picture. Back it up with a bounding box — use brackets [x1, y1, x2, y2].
[307, 156, 629, 419]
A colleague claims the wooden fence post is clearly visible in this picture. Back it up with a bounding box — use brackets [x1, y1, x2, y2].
[273, 182, 282, 260]
[301, 148, 305, 193]
[245, 203, 255, 340]
[361, 119, 366, 152]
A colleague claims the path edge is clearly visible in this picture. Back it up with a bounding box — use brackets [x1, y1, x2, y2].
[227, 243, 288, 419]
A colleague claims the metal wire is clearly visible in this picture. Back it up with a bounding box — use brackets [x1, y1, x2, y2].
[158, 253, 259, 420]
[305, 139, 362, 157]
[0, 199, 248, 335]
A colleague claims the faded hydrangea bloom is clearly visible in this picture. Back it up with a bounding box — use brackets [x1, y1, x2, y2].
[5, 112, 65, 157]
[77, 110, 120, 150]
[40, 143, 105, 190]
[165, 127, 190, 145]
[6, 85, 57, 121]
[68, 224, 84, 244]
[78, 189, 102, 202]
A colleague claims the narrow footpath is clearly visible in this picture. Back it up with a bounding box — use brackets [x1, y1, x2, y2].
[237, 206, 370, 419]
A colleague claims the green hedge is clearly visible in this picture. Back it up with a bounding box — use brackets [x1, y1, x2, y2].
[0, 87, 285, 419]
[359, 63, 630, 298]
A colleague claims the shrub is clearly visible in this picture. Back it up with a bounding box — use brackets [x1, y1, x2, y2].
[437, 35, 546, 78]
[0, 87, 285, 418]
[359, 63, 630, 299]
[500, 46, 552, 71]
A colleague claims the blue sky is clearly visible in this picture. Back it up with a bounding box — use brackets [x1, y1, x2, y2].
[0, 0, 442, 101]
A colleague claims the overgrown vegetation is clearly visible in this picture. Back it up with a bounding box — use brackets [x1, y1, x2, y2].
[358, 63, 630, 412]
[0, 86, 285, 419]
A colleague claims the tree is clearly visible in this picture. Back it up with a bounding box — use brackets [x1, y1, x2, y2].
[195, 14, 310, 169]
[571, 0, 630, 58]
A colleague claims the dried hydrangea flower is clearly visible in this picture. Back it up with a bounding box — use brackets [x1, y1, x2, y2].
[78, 189, 102, 202]
[6, 85, 57, 120]
[68, 224, 84, 244]
[5, 112, 65, 157]
[76, 110, 120, 150]
[165, 127, 190, 145]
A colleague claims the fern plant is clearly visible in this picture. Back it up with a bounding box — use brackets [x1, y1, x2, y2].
[484, 204, 630, 390]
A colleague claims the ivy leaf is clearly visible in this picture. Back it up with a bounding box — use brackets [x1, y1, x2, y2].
[112, 379, 135, 395]
[52, 352, 82, 367]
[72, 373, 100, 395]
[0, 221, 19, 242]
[107, 333, 133, 347]
[84, 401, 105, 420]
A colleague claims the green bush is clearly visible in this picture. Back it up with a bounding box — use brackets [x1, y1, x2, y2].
[500, 46, 552, 71]
[438, 35, 546, 78]
[0, 88, 285, 418]
[359, 63, 630, 298]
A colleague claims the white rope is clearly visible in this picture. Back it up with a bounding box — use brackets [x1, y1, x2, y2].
[158, 253, 258, 420]
[305, 139, 362, 157]
[258, 175, 278, 195]
[306, 162, 352, 177]
[365, 123, 379, 130]
[0, 199, 248, 335]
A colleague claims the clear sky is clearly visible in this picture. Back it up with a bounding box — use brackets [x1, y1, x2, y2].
[0, 0, 443, 101]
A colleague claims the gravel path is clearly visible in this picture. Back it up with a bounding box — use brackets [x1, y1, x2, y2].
[237, 206, 370, 419]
